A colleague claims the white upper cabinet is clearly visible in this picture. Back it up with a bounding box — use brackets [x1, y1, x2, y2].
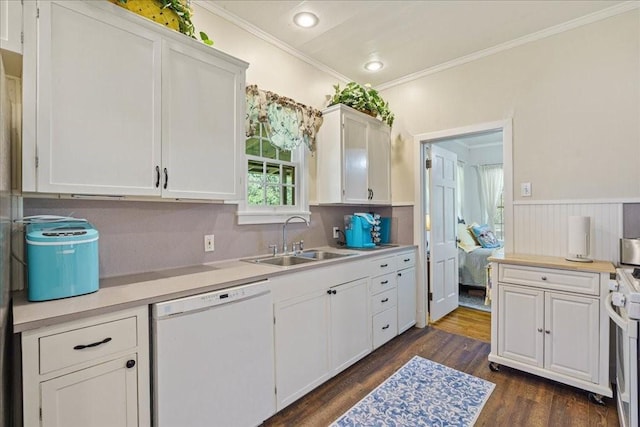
[316, 104, 391, 205]
[0, 0, 22, 54]
[22, 1, 247, 200]
[162, 40, 245, 200]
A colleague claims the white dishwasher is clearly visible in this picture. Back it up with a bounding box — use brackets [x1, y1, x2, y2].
[152, 280, 275, 427]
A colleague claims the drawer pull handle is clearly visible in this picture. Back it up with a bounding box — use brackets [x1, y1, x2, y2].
[381, 280, 389, 285]
[404, 258, 410, 262]
[537, 328, 543, 333]
[381, 297, 389, 303]
[73, 337, 112, 350]
[541, 276, 547, 281]
[155, 166, 160, 188]
[163, 167, 169, 190]
[380, 263, 388, 268]
[545, 330, 551, 334]
[126, 359, 136, 369]
[382, 324, 390, 330]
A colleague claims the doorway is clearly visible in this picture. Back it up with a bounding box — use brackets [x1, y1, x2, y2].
[413, 120, 513, 327]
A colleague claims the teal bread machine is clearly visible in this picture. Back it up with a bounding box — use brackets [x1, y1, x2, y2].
[26, 221, 99, 301]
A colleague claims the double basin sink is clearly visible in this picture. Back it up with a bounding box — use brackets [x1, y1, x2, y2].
[242, 249, 354, 267]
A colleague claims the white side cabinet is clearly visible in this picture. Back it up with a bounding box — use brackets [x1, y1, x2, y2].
[0, 0, 22, 54]
[21, 306, 150, 427]
[22, 1, 247, 200]
[396, 250, 417, 333]
[316, 104, 391, 205]
[489, 255, 614, 398]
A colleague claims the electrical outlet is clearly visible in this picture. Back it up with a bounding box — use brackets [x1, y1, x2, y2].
[521, 182, 532, 197]
[332, 227, 340, 239]
[204, 234, 215, 252]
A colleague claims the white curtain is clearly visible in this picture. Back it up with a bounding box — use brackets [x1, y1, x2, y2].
[456, 161, 465, 221]
[477, 164, 503, 231]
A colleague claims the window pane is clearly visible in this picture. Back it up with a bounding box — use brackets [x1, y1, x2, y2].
[248, 160, 264, 179]
[266, 185, 281, 205]
[262, 141, 278, 160]
[247, 182, 264, 206]
[283, 186, 295, 206]
[279, 150, 291, 162]
[265, 163, 281, 184]
[246, 137, 261, 156]
[283, 165, 295, 185]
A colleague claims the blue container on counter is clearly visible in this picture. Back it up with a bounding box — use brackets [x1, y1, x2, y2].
[379, 217, 391, 244]
[26, 221, 99, 302]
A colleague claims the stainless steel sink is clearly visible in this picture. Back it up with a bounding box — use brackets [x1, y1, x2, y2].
[243, 255, 317, 267]
[296, 250, 354, 260]
[242, 250, 353, 267]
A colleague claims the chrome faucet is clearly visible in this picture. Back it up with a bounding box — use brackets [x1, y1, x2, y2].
[282, 215, 309, 254]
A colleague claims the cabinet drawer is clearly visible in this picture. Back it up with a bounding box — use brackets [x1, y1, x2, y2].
[396, 251, 416, 269]
[371, 289, 397, 315]
[370, 272, 397, 295]
[370, 256, 395, 276]
[499, 264, 599, 296]
[373, 308, 398, 349]
[39, 317, 138, 375]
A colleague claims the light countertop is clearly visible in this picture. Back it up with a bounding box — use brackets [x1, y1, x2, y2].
[13, 245, 416, 333]
[488, 252, 615, 274]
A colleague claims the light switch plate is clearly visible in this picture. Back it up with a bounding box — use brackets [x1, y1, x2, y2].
[521, 182, 532, 197]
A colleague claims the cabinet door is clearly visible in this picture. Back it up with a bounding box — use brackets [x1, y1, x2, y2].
[397, 267, 417, 333]
[367, 122, 391, 204]
[498, 284, 544, 367]
[274, 290, 331, 410]
[342, 113, 369, 203]
[0, 0, 22, 54]
[544, 292, 599, 382]
[40, 355, 139, 427]
[162, 40, 245, 200]
[34, 1, 162, 196]
[330, 278, 371, 375]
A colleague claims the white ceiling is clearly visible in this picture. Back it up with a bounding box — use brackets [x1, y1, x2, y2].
[207, 1, 627, 88]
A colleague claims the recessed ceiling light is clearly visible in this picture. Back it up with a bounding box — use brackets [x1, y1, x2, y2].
[364, 61, 384, 72]
[293, 12, 319, 28]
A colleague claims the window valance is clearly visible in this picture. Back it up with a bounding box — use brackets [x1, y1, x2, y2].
[246, 85, 323, 152]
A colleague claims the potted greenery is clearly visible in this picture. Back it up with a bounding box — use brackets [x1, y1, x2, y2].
[328, 82, 395, 127]
[113, 0, 213, 45]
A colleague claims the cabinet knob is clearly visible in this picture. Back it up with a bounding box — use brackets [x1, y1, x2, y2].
[398, 273, 402, 277]
[537, 328, 543, 333]
[126, 359, 136, 369]
[327, 289, 336, 295]
[545, 330, 551, 334]
[541, 276, 547, 281]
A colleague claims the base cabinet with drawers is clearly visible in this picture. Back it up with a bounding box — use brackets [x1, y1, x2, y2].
[489, 255, 615, 397]
[21, 306, 150, 427]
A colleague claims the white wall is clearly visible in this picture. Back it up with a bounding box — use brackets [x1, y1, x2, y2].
[382, 10, 640, 204]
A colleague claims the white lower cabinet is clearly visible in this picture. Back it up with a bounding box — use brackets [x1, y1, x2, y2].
[272, 261, 372, 410]
[498, 284, 599, 382]
[396, 250, 417, 333]
[21, 306, 150, 427]
[489, 256, 613, 397]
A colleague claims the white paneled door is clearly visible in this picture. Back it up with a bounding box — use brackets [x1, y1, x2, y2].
[429, 144, 459, 322]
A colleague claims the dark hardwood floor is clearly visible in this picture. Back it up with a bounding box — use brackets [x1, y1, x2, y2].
[264, 306, 619, 426]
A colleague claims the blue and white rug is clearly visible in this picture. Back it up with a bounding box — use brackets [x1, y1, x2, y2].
[331, 356, 495, 427]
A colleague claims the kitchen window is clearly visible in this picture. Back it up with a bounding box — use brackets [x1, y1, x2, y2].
[237, 123, 310, 225]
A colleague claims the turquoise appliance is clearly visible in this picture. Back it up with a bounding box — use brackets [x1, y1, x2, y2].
[344, 213, 376, 248]
[26, 221, 99, 302]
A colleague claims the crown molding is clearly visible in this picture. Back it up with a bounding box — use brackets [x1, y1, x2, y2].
[194, 1, 351, 83]
[376, 1, 640, 91]
[195, 1, 639, 91]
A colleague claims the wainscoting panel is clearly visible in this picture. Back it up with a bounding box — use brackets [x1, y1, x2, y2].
[513, 203, 622, 263]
